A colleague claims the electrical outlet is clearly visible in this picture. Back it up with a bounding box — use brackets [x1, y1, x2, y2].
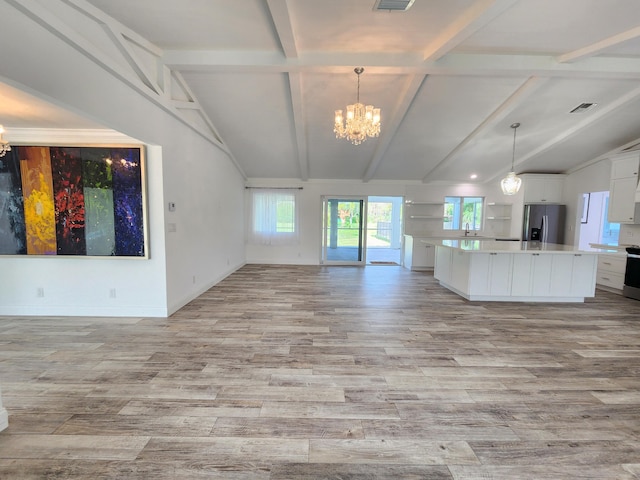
[109, 288, 116, 298]
[36, 287, 44, 298]
[192, 275, 196, 284]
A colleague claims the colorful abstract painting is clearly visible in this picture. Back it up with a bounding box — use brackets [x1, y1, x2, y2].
[0, 150, 27, 254]
[51, 147, 87, 255]
[19, 146, 57, 255]
[83, 148, 115, 256]
[0, 145, 146, 257]
[111, 148, 144, 256]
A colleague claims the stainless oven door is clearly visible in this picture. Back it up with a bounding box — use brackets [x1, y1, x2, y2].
[623, 251, 640, 300]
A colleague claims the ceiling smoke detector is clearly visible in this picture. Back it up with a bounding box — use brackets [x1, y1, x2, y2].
[569, 102, 597, 114]
[373, 0, 415, 11]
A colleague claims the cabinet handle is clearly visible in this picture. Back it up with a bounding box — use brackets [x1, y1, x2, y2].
[603, 262, 612, 265]
[602, 277, 610, 281]
[533, 253, 540, 256]
[574, 254, 582, 257]
[490, 253, 497, 255]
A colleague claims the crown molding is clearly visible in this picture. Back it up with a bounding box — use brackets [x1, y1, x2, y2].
[4, 128, 142, 145]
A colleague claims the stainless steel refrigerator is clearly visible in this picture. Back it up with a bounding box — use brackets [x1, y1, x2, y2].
[522, 204, 566, 244]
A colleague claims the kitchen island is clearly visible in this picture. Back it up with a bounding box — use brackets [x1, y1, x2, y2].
[423, 238, 606, 302]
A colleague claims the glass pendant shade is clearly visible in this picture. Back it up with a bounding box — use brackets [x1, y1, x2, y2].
[500, 171, 522, 195]
[501, 122, 522, 195]
[334, 68, 381, 145]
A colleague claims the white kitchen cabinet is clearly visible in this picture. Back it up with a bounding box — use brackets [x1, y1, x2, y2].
[596, 253, 627, 291]
[403, 236, 435, 270]
[521, 174, 565, 203]
[608, 153, 639, 223]
[431, 241, 598, 302]
[469, 253, 513, 296]
[610, 153, 639, 179]
[511, 253, 553, 296]
[434, 245, 452, 284]
[450, 250, 471, 293]
[570, 254, 597, 297]
[512, 253, 596, 298]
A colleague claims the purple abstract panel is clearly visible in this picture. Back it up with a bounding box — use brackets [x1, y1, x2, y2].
[111, 148, 144, 256]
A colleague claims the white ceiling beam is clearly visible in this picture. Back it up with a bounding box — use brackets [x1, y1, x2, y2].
[557, 25, 640, 64]
[266, 0, 298, 59]
[423, 0, 519, 62]
[288, 72, 309, 181]
[6, 0, 240, 169]
[265, 0, 307, 179]
[163, 50, 640, 79]
[422, 76, 548, 182]
[363, 74, 426, 182]
[505, 84, 640, 172]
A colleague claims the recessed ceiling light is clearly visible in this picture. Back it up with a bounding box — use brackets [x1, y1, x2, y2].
[470, 174, 478, 179]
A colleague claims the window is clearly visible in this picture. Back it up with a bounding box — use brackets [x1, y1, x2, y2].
[601, 194, 620, 245]
[248, 189, 299, 245]
[444, 196, 483, 231]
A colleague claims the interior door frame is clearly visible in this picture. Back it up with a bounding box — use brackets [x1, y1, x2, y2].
[321, 195, 368, 265]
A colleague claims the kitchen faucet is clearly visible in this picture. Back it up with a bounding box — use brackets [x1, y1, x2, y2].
[464, 222, 470, 236]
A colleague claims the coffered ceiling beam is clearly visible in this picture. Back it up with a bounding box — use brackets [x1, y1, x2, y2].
[507, 83, 640, 170]
[6, 0, 246, 177]
[557, 25, 640, 64]
[422, 76, 548, 183]
[266, 0, 298, 59]
[266, 0, 308, 180]
[422, 0, 519, 61]
[362, 74, 427, 182]
[163, 50, 640, 79]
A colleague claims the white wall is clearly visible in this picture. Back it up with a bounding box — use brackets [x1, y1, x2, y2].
[0, 2, 245, 316]
[245, 179, 511, 265]
[562, 159, 612, 246]
[564, 158, 640, 246]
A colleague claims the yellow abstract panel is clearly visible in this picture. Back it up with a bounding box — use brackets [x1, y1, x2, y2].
[19, 147, 56, 255]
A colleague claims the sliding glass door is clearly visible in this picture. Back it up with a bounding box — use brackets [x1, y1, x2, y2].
[321, 197, 366, 265]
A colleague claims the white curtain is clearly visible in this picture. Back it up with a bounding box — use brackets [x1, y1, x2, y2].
[248, 189, 299, 245]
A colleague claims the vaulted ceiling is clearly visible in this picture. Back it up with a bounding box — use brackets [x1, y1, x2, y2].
[3, 0, 640, 184]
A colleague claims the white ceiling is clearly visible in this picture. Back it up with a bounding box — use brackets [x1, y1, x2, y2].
[4, 0, 640, 184]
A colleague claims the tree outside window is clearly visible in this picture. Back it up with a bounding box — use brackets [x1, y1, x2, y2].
[444, 196, 483, 231]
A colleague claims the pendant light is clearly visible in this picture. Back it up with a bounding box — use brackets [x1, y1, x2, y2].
[500, 122, 522, 195]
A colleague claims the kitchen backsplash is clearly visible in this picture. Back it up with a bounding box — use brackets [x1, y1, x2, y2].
[620, 224, 640, 245]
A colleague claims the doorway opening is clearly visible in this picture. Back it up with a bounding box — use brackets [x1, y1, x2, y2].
[577, 191, 620, 249]
[320, 196, 404, 266]
[366, 196, 403, 265]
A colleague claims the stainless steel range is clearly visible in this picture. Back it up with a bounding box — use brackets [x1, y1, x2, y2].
[623, 247, 640, 301]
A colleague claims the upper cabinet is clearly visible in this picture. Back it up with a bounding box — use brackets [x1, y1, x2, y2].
[520, 174, 565, 203]
[608, 152, 640, 224]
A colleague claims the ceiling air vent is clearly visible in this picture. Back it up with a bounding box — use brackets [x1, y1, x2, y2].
[373, 0, 415, 11]
[569, 102, 597, 114]
[622, 141, 640, 152]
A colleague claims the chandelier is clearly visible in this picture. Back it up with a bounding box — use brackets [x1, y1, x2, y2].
[0, 125, 10, 157]
[500, 122, 522, 195]
[334, 67, 381, 145]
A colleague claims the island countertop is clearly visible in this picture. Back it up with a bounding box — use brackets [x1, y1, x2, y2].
[421, 238, 614, 254]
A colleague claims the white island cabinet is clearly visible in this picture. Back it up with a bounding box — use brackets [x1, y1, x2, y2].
[430, 239, 599, 302]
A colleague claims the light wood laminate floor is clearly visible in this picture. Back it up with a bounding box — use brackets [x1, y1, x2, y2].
[1, 264, 640, 479]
